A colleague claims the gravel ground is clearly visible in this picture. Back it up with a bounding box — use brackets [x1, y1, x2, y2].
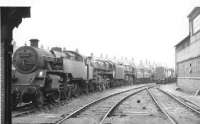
[103, 89, 169, 124]
[159, 83, 200, 107]
[12, 83, 200, 124]
[12, 84, 146, 124]
[103, 116, 169, 124]
[61, 88, 145, 124]
[150, 88, 200, 124]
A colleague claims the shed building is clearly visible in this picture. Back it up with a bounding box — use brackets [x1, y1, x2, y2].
[175, 7, 200, 94]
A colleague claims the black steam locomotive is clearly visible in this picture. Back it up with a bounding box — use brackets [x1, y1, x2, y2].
[12, 39, 136, 108]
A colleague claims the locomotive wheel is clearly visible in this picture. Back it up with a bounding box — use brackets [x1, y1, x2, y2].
[33, 89, 44, 108]
[84, 83, 89, 94]
[96, 83, 101, 91]
[51, 91, 60, 103]
[88, 82, 95, 92]
[101, 83, 104, 91]
[98, 83, 102, 91]
[66, 85, 72, 99]
[102, 83, 106, 91]
[72, 83, 81, 97]
[107, 81, 110, 89]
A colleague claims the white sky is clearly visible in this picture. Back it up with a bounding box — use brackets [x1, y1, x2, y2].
[13, 0, 200, 68]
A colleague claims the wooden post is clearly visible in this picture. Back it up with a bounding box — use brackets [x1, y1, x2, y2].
[1, 7, 30, 124]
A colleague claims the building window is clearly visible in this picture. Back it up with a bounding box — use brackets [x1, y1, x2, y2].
[193, 14, 200, 34]
[189, 63, 192, 73]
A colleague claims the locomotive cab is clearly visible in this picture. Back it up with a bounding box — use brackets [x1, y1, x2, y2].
[63, 50, 87, 80]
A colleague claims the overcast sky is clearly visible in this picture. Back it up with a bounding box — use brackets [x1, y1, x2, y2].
[13, 0, 200, 68]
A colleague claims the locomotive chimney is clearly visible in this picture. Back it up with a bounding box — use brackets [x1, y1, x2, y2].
[30, 39, 39, 48]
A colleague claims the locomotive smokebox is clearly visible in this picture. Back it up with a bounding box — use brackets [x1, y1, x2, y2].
[30, 39, 39, 48]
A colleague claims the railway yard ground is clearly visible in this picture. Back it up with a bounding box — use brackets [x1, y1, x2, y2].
[12, 83, 200, 124]
[159, 83, 200, 107]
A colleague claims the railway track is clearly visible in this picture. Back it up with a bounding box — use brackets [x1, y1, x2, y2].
[12, 109, 36, 118]
[103, 86, 170, 124]
[13, 85, 200, 124]
[147, 87, 200, 124]
[12, 103, 36, 117]
[55, 84, 153, 124]
[12, 101, 59, 117]
[12, 84, 152, 118]
[167, 92, 200, 112]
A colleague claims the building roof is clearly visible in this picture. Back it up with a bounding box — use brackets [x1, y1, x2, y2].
[175, 35, 190, 47]
[188, 7, 200, 19]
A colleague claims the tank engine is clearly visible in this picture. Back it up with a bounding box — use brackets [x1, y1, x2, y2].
[12, 39, 69, 108]
[62, 50, 93, 95]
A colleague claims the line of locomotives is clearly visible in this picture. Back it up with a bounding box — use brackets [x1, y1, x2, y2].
[11, 39, 136, 108]
[11, 39, 176, 108]
[136, 66, 176, 84]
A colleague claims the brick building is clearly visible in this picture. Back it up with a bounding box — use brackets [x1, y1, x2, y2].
[175, 7, 200, 94]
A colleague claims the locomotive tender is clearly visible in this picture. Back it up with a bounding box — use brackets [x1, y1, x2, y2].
[12, 39, 136, 108]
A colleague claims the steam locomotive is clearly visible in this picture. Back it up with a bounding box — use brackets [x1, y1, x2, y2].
[11, 39, 136, 108]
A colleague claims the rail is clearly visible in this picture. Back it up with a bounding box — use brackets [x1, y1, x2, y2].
[146, 87, 177, 124]
[55, 84, 153, 124]
[99, 87, 147, 124]
[157, 88, 200, 115]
